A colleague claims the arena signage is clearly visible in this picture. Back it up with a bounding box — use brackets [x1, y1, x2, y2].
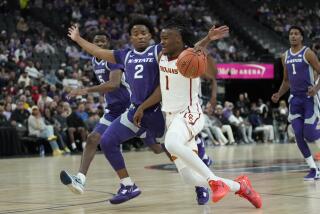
[216, 63, 274, 79]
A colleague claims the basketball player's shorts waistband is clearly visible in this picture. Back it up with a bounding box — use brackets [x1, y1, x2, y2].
[165, 102, 202, 116]
[131, 103, 161, 111]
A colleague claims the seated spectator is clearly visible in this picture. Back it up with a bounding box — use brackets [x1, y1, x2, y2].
[16, 55, 27, 70]
[67, 103, 87, 151]
[234, 109, 255, 144]
[94, 95, 106, 109]
[3, 102, 12, 121]
[236, 93, 250, 118]
[248, 103, 275, 143]
[28, 106, 64, 156]
[14, 46, 26, 61]
[45, 69, 62, 86]
[84, 16, 98, 32]
[34, 61, 44, 74]
[76, 102, 89, 121]
[202, 104, 226, 146]
[85, 95, 96, 113]
[224, 101, 249, 143]
[0, 104, 10, 127]
[16, 17, 29, 32]
[54, 102, 71, 148]
[62, 71, 83, 89]
[25, 61, 43, 82]
[223, 101, 241, 126]
[37, 88, 53, 112]
[277, 100, 289, 142]
[71, 6, 82, 21]
[34, 40, 55, 55]
[47, 84, 58, 98]
[214, 104, 235, 145]
[65, 45, 80, 61]
[10, 100, 30, 133]
[0, 49, 8, 64]
[31, 86, 41, 104]
[98, 14, 108, 27]
[23, 38, 33, 58]
[18, 70, 31, 87]
[19, 94, 31, 110]
[44, 108, 70, 154]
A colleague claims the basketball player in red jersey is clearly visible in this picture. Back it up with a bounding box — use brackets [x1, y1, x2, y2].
[156, 18, 262, 207]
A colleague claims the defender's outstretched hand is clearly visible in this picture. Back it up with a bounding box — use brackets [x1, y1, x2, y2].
[68, 25, 80, 42]
[207, 25, 229, 41]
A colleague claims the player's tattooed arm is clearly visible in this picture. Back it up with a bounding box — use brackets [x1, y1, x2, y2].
[194, 25, 229, 49]
[68, 70, 122, 97]
[133, 85, 162, 127]
[201, 56, 217, 107]
[271, 54, 290, 103]
[68, 25, 117, 64]
[305, 49, 320, 96]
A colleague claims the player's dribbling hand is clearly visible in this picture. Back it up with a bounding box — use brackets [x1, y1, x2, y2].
[68, 25, 80, 41]
[271, 92, 280, 103]
[307, 86, 318, 97]
[133, 107, 144, 128]
[207, 25, 230, 41]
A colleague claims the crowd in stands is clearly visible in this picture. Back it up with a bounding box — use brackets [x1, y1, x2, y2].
[255, 1, 320, 58]
[201, 93, 291, 146]
[1, 0, 318, 157]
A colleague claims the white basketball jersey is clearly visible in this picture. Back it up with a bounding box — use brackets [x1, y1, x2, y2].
[159, 55, 200, 112]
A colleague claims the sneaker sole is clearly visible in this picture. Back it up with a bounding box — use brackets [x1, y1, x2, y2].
[60, 170, 84, 194]
[304, 177, 318, 181]
[109, 191, 141, 205]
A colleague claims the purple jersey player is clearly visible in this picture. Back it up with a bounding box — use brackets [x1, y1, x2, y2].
[64, 17, 212, 205]
[272, 26, 320, 180]
[60, 32, 130, 194]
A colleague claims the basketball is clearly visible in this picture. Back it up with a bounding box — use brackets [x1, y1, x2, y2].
[176, 48, 207, 78]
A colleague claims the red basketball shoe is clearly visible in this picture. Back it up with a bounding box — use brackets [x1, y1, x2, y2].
[234, 175, 262, 208]
[208, 180, 230, 203]
[314, 152, 320, 161]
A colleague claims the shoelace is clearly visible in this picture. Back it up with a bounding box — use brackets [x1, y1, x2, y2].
[120, 189, 128, 194]
[73, 176, 83, 185]
[118, 185, 131, 195]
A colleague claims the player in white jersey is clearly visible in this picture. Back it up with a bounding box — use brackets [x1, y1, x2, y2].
[156, 19, 262, 207]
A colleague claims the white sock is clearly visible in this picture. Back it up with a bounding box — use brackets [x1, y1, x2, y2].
[179, 167, 208, 188]
[71, 143, 77, 149]
[77, 172, 86, 184]
[120, 177, 134, 186]
[305, 156, 317, 169]
[203, 154, 208, 160]
[216, 176, 240, 192]
[178, 166, 240, 192]
[82, 142, 86, 149]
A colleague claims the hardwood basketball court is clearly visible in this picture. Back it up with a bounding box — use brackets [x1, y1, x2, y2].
[0, 143, 319, 214]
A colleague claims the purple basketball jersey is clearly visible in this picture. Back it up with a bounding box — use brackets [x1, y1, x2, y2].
[113, 45, 162, 105]
[92, 57, 130, 114]
[285, 46, 314, 96]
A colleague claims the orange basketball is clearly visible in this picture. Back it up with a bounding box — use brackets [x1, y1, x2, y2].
[176, 48, 207, 78]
